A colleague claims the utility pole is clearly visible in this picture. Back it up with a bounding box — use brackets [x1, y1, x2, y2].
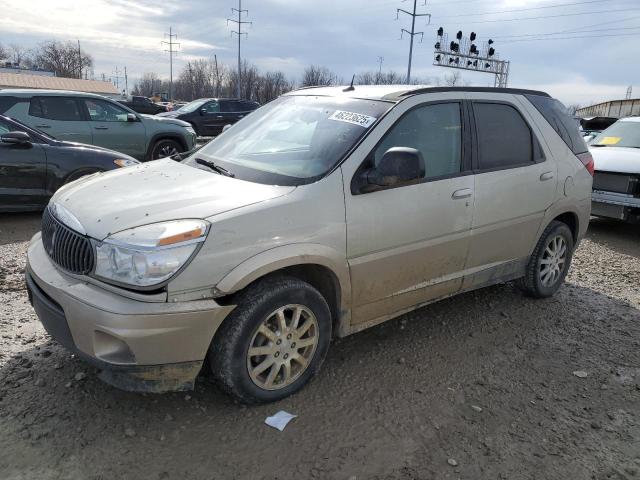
[77, 40, 82, 79]
[227, 0, 251, 99]
[214, 54, 220, 97]
[397, 0, 430, 84]
[162, 27, 180, 100]
[112, 66, 123, 91]
[377, 56, 384, 75]
[124, 66, 128, 95]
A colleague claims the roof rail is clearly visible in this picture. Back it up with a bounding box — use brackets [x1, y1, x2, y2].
[399, 86, 551, 98]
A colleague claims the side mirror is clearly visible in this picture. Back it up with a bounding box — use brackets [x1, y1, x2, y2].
[126, 113, 138, 122]
[1, 131, 31, 146]
[365, 147, 425, 189]
[222, 124, 232, 133]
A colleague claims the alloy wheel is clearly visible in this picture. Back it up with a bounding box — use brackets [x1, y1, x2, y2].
[246, 304, 319, 391]
[539, 234, 567, 287]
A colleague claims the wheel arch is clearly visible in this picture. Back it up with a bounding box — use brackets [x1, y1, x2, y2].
[146, 133, 188, 160]
[215, 245, 352, 337]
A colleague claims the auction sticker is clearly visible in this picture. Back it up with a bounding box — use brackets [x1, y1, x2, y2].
[597, 136, 622, 145]
[329, 110, 377, 128]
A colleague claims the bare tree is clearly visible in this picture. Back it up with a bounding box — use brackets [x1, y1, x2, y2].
[565, 103, 582, 116]
[443, 71, 462, 87]
[132, 72, 163, 97]
[356, 70, 405, 85]
[301, 65, 338, 87]
[7, 44, 33, 67]
[33, 41, 92, 78]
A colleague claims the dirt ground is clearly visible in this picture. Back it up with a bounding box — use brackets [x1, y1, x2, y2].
[0, 213, 638, 480]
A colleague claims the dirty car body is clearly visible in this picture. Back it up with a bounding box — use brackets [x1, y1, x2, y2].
[26, 86, 593, 400]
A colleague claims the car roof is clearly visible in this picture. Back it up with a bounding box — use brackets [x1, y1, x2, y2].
[0, 89, 111, 99]
[618, 116, 640, 123]
[285, 85, 551, 102]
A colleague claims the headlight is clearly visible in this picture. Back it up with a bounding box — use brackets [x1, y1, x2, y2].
[113, 158, 140, 168]
[94, 220, 208, 288]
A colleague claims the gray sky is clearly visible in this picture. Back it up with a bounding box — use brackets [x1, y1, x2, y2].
[1, 0, 639, 106]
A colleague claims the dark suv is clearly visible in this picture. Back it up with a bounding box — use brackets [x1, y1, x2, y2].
[157, 98, 259, 136]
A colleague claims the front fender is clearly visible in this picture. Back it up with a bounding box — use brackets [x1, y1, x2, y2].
[215, 243, 352, 333]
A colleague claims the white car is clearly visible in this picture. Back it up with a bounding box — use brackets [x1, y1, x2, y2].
[590, 117, 640, 223]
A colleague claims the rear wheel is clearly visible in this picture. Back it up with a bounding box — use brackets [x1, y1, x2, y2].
[209, 277, 332, 404]
[149, 139, 183, 160]
[518, 221, 574, 298]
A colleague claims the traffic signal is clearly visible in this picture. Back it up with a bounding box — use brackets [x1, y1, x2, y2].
[450, 41, 459, 52]
[435, 54, 441, 61]
[435, 42, 441, 50]
[470, 44, 478, 55]
[488, 47, 495, 57]
[485, 62, 491, 68]
[456, 30, 463, 40]
[488, 39, 494, 45]
[437, 27, 444, 36]
[470, 32, 476, 41]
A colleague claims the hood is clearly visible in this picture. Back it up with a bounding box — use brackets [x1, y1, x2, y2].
[52, 140, 136, 159]
[51, 159, 295, 240]
[590, 146, 640, 174]
[140, 113, 190, 127]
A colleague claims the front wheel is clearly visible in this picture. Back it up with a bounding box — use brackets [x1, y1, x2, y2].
[149, 139, 183, 160]
[517, 221, 574, 298]
[209, 277, 332, 404]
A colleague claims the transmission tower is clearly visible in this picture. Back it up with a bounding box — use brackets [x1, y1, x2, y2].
[161, 27, 180, 100]
[227, 1, 252, 99]
[397, 0, 430, 84]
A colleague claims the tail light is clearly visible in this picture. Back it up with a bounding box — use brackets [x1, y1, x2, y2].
[576, 151, 594, 176]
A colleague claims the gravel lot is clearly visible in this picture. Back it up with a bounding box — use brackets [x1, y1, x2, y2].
[0, 213, 638, 480]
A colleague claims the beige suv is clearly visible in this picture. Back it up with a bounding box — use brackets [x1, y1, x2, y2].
[26, 86, 593, 403]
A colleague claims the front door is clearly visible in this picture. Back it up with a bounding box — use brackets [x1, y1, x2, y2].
[463, 96, 558, 288]
[0, 119, 48, 210]
[198, 100, 222, 136]
[82, 98, 146, 159]
[342, 97, 475, 325]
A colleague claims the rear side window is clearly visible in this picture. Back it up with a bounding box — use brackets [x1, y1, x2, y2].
[29, 97, 82, 121]
[0, 96, 21, 114]
[473, 102, 533, 170]
[525, 94, 587, 154]
[221, 100, 241, 112]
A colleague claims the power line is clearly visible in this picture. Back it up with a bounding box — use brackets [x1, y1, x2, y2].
[436, 6, 640, 25]
[501, 31, 640, 43]
[397, 0, 431, 84]
[161, 26, 180, 100]
[489, 25, 640, 40]
[436, 0, 615, 19]
[228, 0, 252, 99]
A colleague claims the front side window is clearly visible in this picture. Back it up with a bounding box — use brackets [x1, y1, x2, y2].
[30, 97, 82, 121]
[202, 101, 220, 114]
[184, 95, 391, 185]
[0, 119, 12, 135]
[373, 102, 462, 179]
[84, 99, 129, 122]
[175, 99, 209, 114]
[474, 103, 533, 170]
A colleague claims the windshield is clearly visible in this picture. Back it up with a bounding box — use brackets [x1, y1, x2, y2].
[176, 99, 210, 114]
[592, 121, 640, 148]
[183, 95, 391, 185]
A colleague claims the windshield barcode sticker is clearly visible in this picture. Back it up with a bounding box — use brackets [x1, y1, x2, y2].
[329, 111, 377, 128]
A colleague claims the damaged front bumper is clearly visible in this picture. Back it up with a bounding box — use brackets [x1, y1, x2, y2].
[26, 232, 234, 393]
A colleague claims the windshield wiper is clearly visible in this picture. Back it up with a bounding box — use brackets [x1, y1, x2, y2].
[195, 158, 235, 177]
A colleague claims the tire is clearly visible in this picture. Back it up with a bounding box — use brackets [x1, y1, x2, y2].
[149, 139, 183, 160]
[517, 221, 574, 298]
[209, 277, 332, 404]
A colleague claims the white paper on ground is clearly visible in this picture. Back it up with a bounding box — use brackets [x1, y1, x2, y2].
[265, 410, 297, 431]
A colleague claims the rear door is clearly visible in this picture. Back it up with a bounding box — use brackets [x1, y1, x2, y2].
[81, 98, 146, 158]
[0, 118, 48, 210]
[463, 94, 557, 288]
[27, 96, 93, 144]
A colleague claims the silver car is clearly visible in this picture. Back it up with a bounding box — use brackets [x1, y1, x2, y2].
[26, 86, 593, 403]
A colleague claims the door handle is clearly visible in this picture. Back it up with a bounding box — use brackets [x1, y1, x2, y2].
[94, 126, 109, 130]
[35, 124, 51, 128]
[540, 171, 554, 181]
[452, 188, 473, 199]
[216, 116, 224, 119]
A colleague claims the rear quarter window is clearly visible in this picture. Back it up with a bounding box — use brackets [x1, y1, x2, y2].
[0, 96, 21, 115]
[29, 96, 83, 121]
[525, 94, 587, 155]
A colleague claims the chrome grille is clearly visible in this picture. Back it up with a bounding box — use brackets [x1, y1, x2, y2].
[42, 207, 95, 275]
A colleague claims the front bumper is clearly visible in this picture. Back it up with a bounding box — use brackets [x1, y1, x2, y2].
[592, 190, 640, 220]
[26, 233, 235, 392]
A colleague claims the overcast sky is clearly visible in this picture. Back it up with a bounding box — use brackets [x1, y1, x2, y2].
[1, 0, 639, 106]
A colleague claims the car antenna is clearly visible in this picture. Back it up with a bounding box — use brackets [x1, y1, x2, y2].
[343, 74, 356, 92]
